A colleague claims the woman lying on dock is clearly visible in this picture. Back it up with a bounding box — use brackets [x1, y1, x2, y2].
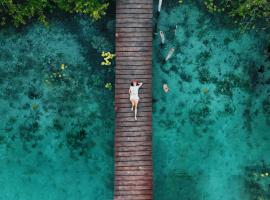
[129, 80, 143, 121]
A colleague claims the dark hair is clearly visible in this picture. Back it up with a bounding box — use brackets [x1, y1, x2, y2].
[130, 81, 138, 86]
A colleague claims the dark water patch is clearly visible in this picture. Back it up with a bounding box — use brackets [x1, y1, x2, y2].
[66, 128, 95, 158]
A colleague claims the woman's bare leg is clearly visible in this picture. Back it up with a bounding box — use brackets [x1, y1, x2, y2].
[131, 100, 135, 111]
[134, 100, 139, 120]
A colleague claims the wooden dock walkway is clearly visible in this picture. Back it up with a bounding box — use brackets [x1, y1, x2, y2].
[114, 0, 153, 199]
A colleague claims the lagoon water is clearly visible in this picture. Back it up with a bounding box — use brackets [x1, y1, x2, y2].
[0, 0, 270, 200]
[0, 11, 115, 200]
[152, 1, 270, 200]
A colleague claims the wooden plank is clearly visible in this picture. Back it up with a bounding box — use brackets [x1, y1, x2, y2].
[115, 75, 152, 80]
[116, 32, 152, 37]
[116, 42, 152, 47]
[117, 4, 153, 9]
[115, 103, 151, 109]
[117, 18, 152, 24]
[115, 166, 152, 171]
[115, 175, 152, 181]
[115, 185, 152, 191]
[117, 0, 152, 4]
[116, 51, 152, 56]
[115, 142, 152, 148]
[115, 132, 152, 137]
[115, 78, 152, 84]
[117, 27, 152, 33]
[116, 150, 152, 157]
[115, 146, 152, 152]
[115, 135, 152, 142]
[116, 46, 151, 52]
[116, 22, 152, 28]
[116, 107, 152, 114]
[115, 70, 152, 76]
[115, 190, 152, 195]
[117, 8, 153, 14]
[115, 89, 151, 95]
[115, 171, 152, 177]
[115, 98, 151, 103]
[114, 195, 152, 200]
[115, 111, 152, 118]
[115, 92, 151, 98]
[116, 13, 152, 19]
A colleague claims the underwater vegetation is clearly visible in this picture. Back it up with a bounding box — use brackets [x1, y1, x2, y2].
[66, 128, 96, 159]
[0, 0, 110, 27]
[201, 0, 270, 32]
[244, 161, 270, 200]
[101, 51, 115, 66]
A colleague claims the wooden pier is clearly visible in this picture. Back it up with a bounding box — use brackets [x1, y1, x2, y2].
[114, 0, 153, 199]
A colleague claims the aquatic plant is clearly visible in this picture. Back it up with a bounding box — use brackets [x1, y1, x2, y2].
[105, 82, 112, 90]
[31, 104, 39, 111]
[189, 103, 211, 126]
[202, 0, 270, 31]
[198, 67, 211, 84]
[244, 162, 270, 199]
[224, 103, 234, 114]
[196, 51, 211, 66]
[66, 129, 96, 158]
[0, 0, 109, 27]
[215, 73, 250, 97]
[27, 86, 43, 99]
[44, 63, 69, 85]
[180, 70, 192, 82]
[4, 116, 17, 133]
[215, 78, 234, 97]
[101, 51, 115, 66]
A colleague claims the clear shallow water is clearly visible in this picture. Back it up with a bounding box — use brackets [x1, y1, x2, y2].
[0, 12, 115, 200]
[1, 1, 270, 200]
[152, 1, 270, 200]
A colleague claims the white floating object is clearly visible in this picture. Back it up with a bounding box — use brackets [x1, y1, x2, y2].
[158, 0, 162, 12]
[159, 31, 165, 44]
[163, 84, 169, 93]
[165, 48, 175, 61]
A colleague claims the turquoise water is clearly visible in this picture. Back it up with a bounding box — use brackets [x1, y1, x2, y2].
[1, 1, 270, 200]
[0, 11, 115, 200]
[153, 1, 270, 200]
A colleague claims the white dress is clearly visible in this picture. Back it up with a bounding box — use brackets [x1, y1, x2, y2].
[129, 85, 140, 101]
